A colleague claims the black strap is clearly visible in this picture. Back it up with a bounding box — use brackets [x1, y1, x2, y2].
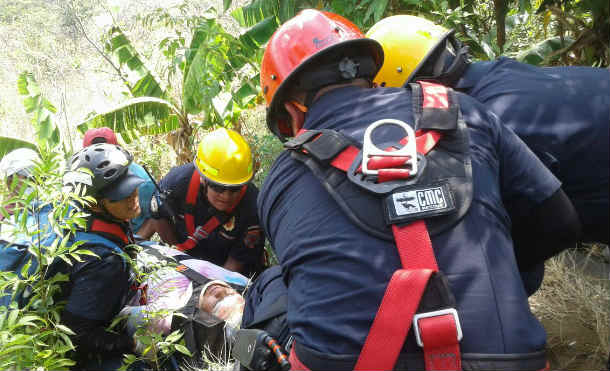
[140, 243, 192, 262]
[139, 245, 211, 286]
[284, 129, 355, 165]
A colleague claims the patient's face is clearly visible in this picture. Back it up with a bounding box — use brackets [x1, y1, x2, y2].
[200, 283, 245, 324]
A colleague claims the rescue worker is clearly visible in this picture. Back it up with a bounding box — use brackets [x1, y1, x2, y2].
[241, 265, 291, 351]
[82, 127, 156, 237]
[59, 143, 144, 369]
[257, 9, 580, 370]
[366, 14, 610, 247]
[150, 128, 265, 277]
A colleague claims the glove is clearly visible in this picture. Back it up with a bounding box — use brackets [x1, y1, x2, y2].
[150, 190, 177, 221]
[119, 305, 147, 337]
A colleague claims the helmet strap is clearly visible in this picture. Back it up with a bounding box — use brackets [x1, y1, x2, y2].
[415, 36, 470, 87]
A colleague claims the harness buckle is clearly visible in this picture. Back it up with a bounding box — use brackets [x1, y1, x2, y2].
[412, 308, 463, 347]
[362, 119, 418, 177]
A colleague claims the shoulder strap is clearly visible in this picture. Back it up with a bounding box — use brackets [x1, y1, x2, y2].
[177, 170, 247, 251]
[183, 170, 202, 236]
[89, 218, 130, 245]
[355, 82, 461, 371]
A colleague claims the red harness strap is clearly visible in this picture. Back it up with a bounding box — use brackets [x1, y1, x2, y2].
[176, 170, 247, 251]
[90, 218, 129, 245]
[355, 82, 461, 371]
[294, 82, 460, 371]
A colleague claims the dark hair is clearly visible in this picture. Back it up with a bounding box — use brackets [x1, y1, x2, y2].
[90, 137, 108, 145]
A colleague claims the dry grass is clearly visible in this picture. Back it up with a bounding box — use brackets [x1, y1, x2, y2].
[530, 245, 610, 371]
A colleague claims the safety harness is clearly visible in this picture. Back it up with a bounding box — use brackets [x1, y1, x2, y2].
[175, 171, 246, 251]
[284, 81, 471, 370]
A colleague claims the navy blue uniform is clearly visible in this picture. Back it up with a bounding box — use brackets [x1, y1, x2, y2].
[58, 215, 135, 369]
[259, 86, 560, 357]
[158, 163, 264, 276]
[455, 58, 609, 243]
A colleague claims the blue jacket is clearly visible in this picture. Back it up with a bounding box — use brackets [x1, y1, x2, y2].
[456, 58, 609, 243]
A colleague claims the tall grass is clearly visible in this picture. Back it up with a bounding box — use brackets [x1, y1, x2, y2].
[530, 246, 610, 370]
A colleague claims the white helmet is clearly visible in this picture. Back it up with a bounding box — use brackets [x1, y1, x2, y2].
[0, 148, 40, 179]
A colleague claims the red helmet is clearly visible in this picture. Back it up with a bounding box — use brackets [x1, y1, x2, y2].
[83, 127, 119, 147]
[261, 9, 383, 140]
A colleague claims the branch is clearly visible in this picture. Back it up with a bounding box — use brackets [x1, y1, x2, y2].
[67, 2, 133, 91]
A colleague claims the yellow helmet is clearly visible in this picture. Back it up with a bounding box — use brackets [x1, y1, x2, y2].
[366, 15, 453, 87]
[194, 128, 254, 186]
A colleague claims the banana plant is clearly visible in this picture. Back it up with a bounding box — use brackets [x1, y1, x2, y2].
[78, 7, 277, 164]
[0, 72, 65, 161]
[0, 137, 38, 160]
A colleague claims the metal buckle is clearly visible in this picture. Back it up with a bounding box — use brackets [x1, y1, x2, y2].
[412, 308, 463, 347]
[362, 119, 418, 177]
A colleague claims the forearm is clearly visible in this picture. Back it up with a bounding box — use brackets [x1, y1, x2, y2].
[511, 188, 581, 271]
[135, 219, 156, 239]
[152, 218, 179, 245]
[223, 255, 245, 273]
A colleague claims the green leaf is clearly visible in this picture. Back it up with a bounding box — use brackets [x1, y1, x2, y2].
[17, 72, 60, 148]
[43, 358, 76, 369]
[278, 0, 295, 22]
[164, 330, 183, 343]
[183, 20, 213, 82]
[76, 97, 181, 138]
[56, 324, 76, 335]
[517, 36, 571, 66]
[238, 16, 279, 51]
[7, 309, 19, 327]
[183, 27, 229, 115]
[37, 349, 53, 358]
[231, 0, 278, 27]
[518, 0, 531, 12]
[0, 137, 38, 160]
[223, 0, 232, 12]
[105, 26, 165, 98]
[174, 344, 191, 356]
[232, 74, 260, 107]
[73, 249, 101, 258]
[373, 0, 390, 23]
[16, 315, 41, 328]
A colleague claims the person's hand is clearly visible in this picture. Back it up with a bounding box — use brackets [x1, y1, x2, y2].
[133, 334, 157, 362]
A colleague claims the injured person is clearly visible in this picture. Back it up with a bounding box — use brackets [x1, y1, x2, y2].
[119, 242, 249, 362]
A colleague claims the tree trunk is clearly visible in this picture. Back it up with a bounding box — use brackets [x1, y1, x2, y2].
[166, 118, 194, 165]
[494, 0, 507, 53]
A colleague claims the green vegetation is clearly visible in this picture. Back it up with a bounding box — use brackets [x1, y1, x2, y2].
[1, 147, 90, 370]
[0, 0, 608, 369]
